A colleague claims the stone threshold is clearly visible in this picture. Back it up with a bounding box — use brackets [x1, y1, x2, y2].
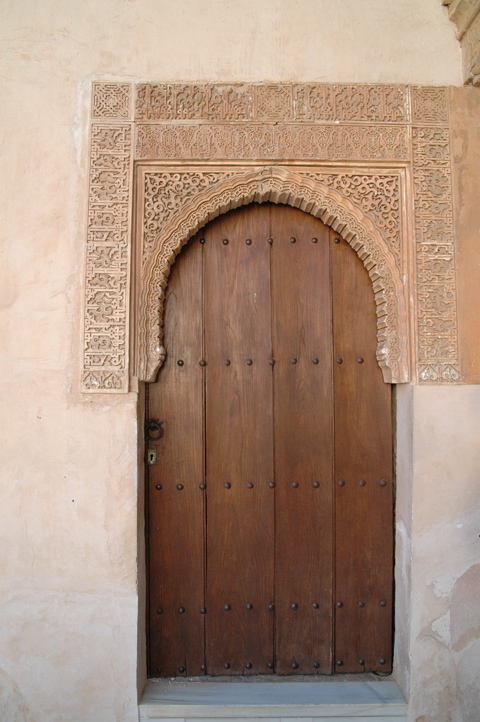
[139, 675, 407, 721]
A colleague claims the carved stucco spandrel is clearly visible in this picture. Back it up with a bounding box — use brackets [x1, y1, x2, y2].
[136, 167, 409, 385]
[82, 82, 462, 391]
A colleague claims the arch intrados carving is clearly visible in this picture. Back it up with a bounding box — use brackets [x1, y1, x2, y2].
[136, 167, 409, 384]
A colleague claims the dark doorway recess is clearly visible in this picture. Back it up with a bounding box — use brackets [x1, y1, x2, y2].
[145, 203, 393, 677]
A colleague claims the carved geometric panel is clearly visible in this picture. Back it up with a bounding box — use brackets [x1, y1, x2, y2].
[82, 82, 461, 391]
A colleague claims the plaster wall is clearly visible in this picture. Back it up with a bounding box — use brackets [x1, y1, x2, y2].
[0, 1, 478, 721]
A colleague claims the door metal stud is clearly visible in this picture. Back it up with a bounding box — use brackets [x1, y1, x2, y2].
[200, 607, 206, 614]
[247, 482, 253, 488]
[290, 357, 297, 364]
[338, 479, 345, 487]
[246, 359, 253, 365]
[313, 602, 319, 609]
[292, 481, 299, 488]
[269, 481, 275, 488]
[178, 666, 185, 673]
[224, 359, 231, 366]
[358, 658, 365, 665]
[268, 358, 275, 366]
[290, 237, 296, 243]
[268, 662, 274, 669]
[223, 239, 229, 245]
[225, 482, 231, 489]
[245, 662, 252, 669]
[358, 601, 365, 607]
[199, 359, 206, 366]
[359, 479, 366, 486]
[246, 239, 252, 245]
[177, 359, 184, 366]
[292, 661, 298, 669]
[268, 604, 275, 611]
[380, 600, 387, 607]
[179, 607, 185, 614]
[224, 604, 231, 611]
[313, 481, 319, 488]
[311, 237, 318, 243]
[177, 483, 184, 490]
[314, 661, 320, 668]
[291, 603, 298, 610]
[312, 357, 319, 364]
[224, 662, 230, 669]
[246, 603, 253, 610]
[155, 483, 162, 491]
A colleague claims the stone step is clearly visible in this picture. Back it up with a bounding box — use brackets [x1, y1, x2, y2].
[139, 676, 407, 721]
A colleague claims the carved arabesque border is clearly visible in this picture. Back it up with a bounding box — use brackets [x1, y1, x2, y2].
[82, 82, 460, 391]
[137, 167, 408, 384]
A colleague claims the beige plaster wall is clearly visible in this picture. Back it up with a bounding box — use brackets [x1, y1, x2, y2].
[406, 386, 480, 722]
[0, 1, 475, 721]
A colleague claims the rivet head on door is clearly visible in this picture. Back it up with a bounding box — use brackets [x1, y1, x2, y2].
[247, 482, 253, 488]
[199, 359, 206, 366]
[245, 662, 253, 669]
[224, 662, 230, 669]
[224, 604, 231, 611]
[269, 481, 276, 488]
[336, 601, 344, 608]
[268, 358, 275, 366]
[178, 666, 185, 673]
[313, 661, 320, 668]
[246, 603, 253, 610]
[224, 482, 231, 489]
[200, 607, 206, 614]
[224, 359, 230, 366]
[338, 479, 345, 487]
[177, 483, 184, 490]
[268, 603, 275, 611]
[178, 607, 185, 614]
[199, 483, 206, 490]
[313, 481, 319, 488]
[290, 237, 296, 244]
[200, 238, 205, 244]
[380, 600, 387, 607]
[201, 664, 206, 671]
[359, 479, 366, 487]
[312, 602, 319, 609]
[292, 481, 299, 488]
[157, 608, 163, 615]
[291, 603, 298, 610]
[246, 359, 253, 365]
[268, 661, 274, 669]
[245, 239, 252, 245]
[155, 484, 162, 491]
[291, 661, 299, 669]
[379, 657, 386, 665]
[336, 357, 343, 364]
[334, 237, 341, 244]
[177, 359, 184, 366]
[311, 237, 318, 244]
[336, 659, 344, 666]
[267, 237, 273, 245]
[312, 357, 319, 364]
[290, 357, 297, 364]
[358, 601, 365, 607]
[357, 357, 364, 364]
[380, 479, 387, 487]
[358, 658, 365, 665]
[223, 239, 229, 245]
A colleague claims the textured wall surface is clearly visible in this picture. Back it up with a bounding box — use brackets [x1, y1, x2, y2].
[1, 1, 478, 721]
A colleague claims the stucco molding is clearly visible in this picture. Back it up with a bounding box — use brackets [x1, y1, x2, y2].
[443, 0, 480, 85]
[136, 166, 409, 385]
[82, 82, 460, 391]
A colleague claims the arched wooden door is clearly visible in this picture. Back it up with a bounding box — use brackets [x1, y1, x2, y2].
[146, 203, 393, 677]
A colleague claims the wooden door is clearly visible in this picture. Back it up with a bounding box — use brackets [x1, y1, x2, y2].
[146, 203, 393, 677]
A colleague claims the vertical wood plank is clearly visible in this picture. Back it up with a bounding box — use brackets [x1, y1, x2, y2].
[205, 204, 275, 675]
[272, 206, 334, 675]
[147, 233, 205, 677]
[332, 230, 394, 674]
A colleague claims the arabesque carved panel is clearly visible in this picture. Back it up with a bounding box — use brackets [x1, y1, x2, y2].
[82, 82, 460, 391]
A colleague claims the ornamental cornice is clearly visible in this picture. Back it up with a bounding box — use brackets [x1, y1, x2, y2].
[82, 82, 460, 392]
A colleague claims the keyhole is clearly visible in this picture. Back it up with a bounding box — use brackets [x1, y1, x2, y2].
[148, 449, 157, 465]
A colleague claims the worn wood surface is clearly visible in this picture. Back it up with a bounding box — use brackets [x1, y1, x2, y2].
[147, 203, 393, 677]
[271, 206, 333, 674]
[331, 230, 393, 674]
[147, 233, 205, 677]
[204, 206, 275, 674]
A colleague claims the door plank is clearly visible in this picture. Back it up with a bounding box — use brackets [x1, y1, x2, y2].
[331, 230, 394, 674]
[271, 206, 334, 675]
[204, 205, 275, 675]
[147, 234, 205, 677]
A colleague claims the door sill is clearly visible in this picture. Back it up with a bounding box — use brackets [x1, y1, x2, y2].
[139, 675, 407, 720]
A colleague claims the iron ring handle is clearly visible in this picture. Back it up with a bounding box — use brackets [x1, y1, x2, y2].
[146, 420, 162, 441]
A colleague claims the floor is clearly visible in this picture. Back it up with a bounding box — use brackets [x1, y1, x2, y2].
[139, 675, 408, 721]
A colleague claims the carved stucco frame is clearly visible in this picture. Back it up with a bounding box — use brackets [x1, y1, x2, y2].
[83, 82, 460, 392]
[137, 166, 408, 384]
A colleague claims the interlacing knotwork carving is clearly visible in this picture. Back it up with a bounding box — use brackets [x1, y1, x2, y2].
[137, 168, 408, 386]
[82, 124, 132, 391]
[135, 83, 408, 123]
[142, 172, 243, 266]
[136, 124, 409, 162]
[412, 125, 460, 383]
[92, 83, 131, 120]
[306, 174, 401, 269]
[82, 82, 461, 391]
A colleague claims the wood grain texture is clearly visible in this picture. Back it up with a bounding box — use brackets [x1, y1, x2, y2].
[271, 206, 334, 675]
[331, 230, 394, 674]
[146, 203, 393, 677]
[204, 205, 275, 674]
[147, 233, 205, 677]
